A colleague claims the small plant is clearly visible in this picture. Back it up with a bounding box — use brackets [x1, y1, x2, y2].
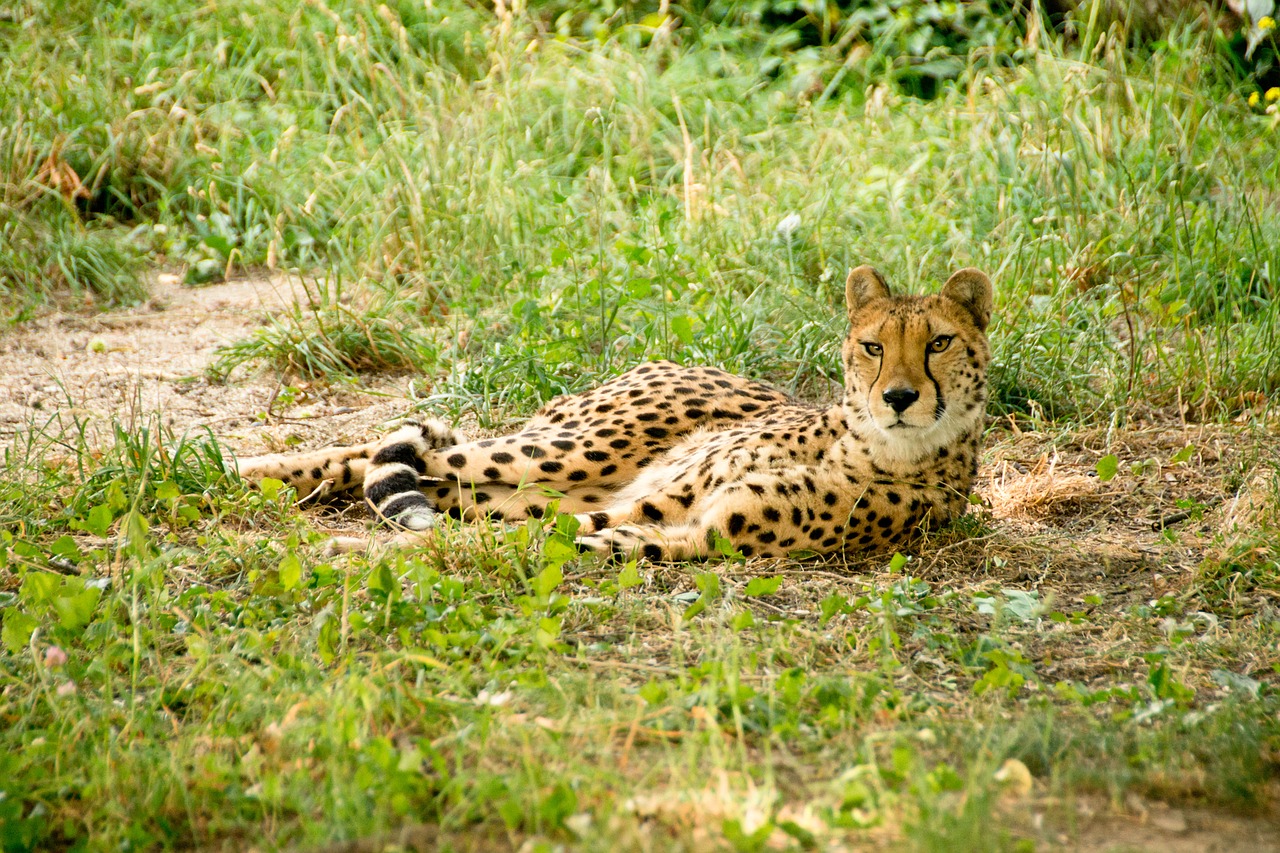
[0, 214, 146, 307]
[210, 276, 440, 380]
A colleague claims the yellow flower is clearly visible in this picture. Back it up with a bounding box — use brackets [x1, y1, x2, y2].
[1259, 16, 1276, 32]
[1249, 91, 1261, 107]
[1267, 87, 1280, 102]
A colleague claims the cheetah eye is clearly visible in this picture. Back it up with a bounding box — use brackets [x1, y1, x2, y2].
[862, 342, 883, 357]
[928, 335, 953, 353]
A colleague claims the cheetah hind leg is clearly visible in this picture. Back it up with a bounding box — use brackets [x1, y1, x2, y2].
[235, 417, 464, 532]
[331, 520, 693, 561]
[300, 417, 467, 557]
[361, 418, 467, 531]
[235, 443, 375, 499]
[575, 523, 711, 563]
[321, 527, 436, 557]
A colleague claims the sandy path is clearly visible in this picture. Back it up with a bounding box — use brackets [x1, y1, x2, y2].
[0, 275, 413, 456]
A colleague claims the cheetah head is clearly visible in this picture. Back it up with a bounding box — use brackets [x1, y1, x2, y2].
[840, 265, 992, 460]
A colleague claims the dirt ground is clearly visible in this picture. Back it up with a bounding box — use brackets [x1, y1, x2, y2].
[0, 274, 414, 454]
[2, 275, 1278, 851]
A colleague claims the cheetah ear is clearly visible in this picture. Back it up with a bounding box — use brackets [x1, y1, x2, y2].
[941, 268, 992, 332]
[845, 266, 890, 323]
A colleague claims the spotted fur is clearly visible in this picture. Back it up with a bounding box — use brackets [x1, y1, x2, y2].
[235, 266, 993, 561]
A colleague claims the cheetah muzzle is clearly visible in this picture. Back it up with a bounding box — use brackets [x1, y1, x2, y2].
[234, 265, 992, 561]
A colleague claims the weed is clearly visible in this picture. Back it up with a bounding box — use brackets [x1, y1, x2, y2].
[209, 275, 441, 380]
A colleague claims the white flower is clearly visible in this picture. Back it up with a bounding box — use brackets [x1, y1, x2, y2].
[474, 689, 513, 707]
[775, 213, 802, 241]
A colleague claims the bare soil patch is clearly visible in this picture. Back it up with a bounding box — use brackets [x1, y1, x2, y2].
[0, 274, 413, 454]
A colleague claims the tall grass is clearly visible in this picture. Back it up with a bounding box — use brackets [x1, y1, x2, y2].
[3, 2, 1277, 421]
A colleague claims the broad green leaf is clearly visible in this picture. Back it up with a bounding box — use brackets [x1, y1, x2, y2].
[1170, 445, 1195, 464]
[539, 781, 577, 828]
[368, 563, 397, 603]
[279, 553, 302, 590]
[617, 561, 642, 590]
[533, 564, 563, 599]
[50, 535, 82, 564]
[105, 481, 128, 512]
[819, 593, 848, 624]
[259, 477, 284, 502]
[888, 552, 908, 572]
[20, 572, 60, 606]
[13, 540, 42, 559]
[202, 233, 233, 258]
[537, 616, 561, 644]
[713, 535, 743, 561]
[314, 618, 336, 663]
[974, 664, 1024, 697]
[683, 572, 721, 620]
[671, 315, 694, 345]
[51, 586, 100, 632]
[81, 504, 114, 537]
[542, 537, 577, 569]
[682, 595, 708, 620]
[1130, 457, 1158, 477]
[639, 679, 666, 705]
[723, 817, 774, 850]
[1096, 454, 1119, 481]
[552, 512, 580, 539]
[155, 480, 181, 500]
[2, 609, 37, 655]
[744, 575, 783, 597]
[777, 820, 818, 848]
[694, 572, 721, 597]
[124, 510, 150, 557]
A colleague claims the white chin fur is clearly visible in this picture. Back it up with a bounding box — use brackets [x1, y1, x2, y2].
[864, 411, 972, 466]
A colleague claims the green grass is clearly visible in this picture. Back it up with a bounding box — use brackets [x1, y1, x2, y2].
[3, 423, 1278, 849]
[5, 2, 1279, 418]
[2, 1, 1280, 850]
[208, 274, 443, 381]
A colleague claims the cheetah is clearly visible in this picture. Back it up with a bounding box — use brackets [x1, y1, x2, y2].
[234, 266, 992, 561]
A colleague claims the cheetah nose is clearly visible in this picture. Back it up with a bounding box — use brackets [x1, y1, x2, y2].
[882, 387, 920, 414]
